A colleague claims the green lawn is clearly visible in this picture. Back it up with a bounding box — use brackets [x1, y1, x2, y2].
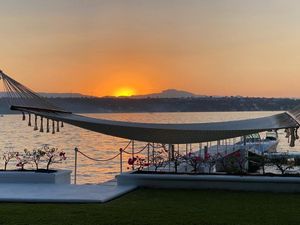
[0, 188, 299, 225]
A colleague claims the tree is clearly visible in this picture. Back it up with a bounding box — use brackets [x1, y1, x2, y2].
[43, 146, 67, 170]
[269, 154, 294, 175]
[2, 151, 17, 171]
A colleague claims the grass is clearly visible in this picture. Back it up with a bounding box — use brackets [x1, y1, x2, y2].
[0, 188, 299, 225]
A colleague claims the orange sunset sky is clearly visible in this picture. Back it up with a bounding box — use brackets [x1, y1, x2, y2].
[1, 0, 300, 97]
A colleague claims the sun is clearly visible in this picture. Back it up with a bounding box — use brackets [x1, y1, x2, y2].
[114, 87, 136, 97]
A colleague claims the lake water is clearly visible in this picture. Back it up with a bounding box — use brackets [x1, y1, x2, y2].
[0, 111, 298, 184]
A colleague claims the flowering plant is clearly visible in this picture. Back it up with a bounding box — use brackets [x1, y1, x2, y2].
[15, 149, 31, 170]
[43, 145, 67, 170]
[128, 156, 150, 171]
[1, 145, 66, 171]
[185, 153, 205, 173]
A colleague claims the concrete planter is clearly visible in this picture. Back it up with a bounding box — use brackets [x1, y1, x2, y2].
[117, 172, 300, 193]
[0, 170, 71, 184]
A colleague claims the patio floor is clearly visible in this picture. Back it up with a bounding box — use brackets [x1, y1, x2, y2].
[0, 180, 137, 203]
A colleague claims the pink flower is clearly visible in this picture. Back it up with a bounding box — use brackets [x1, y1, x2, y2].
[195, 156, 202, 162]
[205, 152, 210, 160]
[128, 158, 134, 165]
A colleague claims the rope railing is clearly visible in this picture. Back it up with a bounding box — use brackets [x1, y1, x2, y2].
[77, 150, 122, 162]
[122, 143, 150, 155]
[73, 141, 150, 184]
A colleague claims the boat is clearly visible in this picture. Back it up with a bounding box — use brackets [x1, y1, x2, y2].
[198, 131, 279, 159]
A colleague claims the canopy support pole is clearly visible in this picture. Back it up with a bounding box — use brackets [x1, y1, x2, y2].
[243, 135, 249, 172]
[152, 142, 155, 164]
[147, 143, 150, 171]
[185, 144, 188, 172]
[168, 144, 171, 172]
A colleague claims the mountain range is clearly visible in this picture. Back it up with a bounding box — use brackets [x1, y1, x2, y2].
[130, 89, 206, 99]
[0, 89, 205, 99]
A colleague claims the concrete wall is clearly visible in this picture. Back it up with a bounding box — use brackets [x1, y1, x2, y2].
[0, 170, 72, 184]
[117, 173, 300, 193]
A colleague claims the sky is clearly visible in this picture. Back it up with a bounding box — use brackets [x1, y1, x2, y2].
[1, 0, 300, 97]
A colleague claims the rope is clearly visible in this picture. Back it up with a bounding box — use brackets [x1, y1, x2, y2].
[122, 140, 132, 151]
[122, 143, 149, 155]
[76, 142, 149, 162]
[1, 71, 62, 111]
[75, 140, 133, 162]
[77, 150, 121, 162]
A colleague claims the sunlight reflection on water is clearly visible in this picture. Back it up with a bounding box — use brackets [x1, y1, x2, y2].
[0, 111, 298, 184]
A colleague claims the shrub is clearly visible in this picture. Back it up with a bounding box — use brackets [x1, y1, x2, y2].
[269, 154, 294, 175]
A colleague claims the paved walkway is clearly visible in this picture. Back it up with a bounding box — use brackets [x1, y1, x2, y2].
[0, 180, 137, 203]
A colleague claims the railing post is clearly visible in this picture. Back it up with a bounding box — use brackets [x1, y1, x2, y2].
[74, 147, 78, 185]
[147, 143, 150, 171]
[185, 144, 188, 172]
[152, 142, 155, 163]
[168, 144, 172, 172]
[120, 148, 123, 174]
[132, 140, 135, 170]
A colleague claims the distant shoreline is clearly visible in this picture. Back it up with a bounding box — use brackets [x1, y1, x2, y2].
[0, 96, 297, 114]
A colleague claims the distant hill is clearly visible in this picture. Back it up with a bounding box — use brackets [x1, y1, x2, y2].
[0, 89, 210, 99]
[0, 92, 91, 98]
[131, 89, 206, 99]
[38, 93, 92, 98]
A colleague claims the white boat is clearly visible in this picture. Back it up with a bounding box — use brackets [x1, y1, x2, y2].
[200, 131, 279, 158]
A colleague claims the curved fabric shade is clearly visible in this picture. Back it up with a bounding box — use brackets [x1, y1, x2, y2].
[11, 106, 300, 144]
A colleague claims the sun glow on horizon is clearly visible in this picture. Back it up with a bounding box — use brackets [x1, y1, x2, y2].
[114, 87, 136, 97]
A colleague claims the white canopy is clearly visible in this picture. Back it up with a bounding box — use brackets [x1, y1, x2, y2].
[11, 105, 299, 144]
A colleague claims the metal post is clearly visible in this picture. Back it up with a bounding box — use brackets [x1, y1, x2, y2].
[185, 144, 188, 172]
[199, 143, 202, 157]
[171, 144, 175, 160]
[152, 142, 155, 163]
[168, 144, 172, 172]
[243, 136, 248, 172]
[147, 143, 150, 171]
[186, 144, 188, 156]
[74, 147, 78, 185]
[132, 140, 135, 170]
[120, 148, 123, 174]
